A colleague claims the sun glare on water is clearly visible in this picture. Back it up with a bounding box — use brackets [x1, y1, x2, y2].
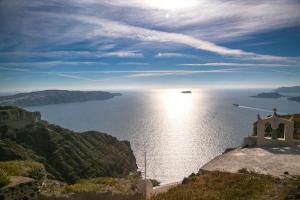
[160, 90, 194, 122]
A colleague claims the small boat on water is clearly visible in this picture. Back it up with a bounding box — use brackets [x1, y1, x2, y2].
[181, 91, 192, 94]
[233, 104, 239, 107]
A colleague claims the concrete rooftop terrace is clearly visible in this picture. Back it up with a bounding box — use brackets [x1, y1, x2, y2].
[201, 146, 300, 178]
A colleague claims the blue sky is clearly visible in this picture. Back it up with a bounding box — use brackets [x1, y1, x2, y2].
[0, 0, 300, 91]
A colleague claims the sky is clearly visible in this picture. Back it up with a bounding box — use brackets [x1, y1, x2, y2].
[0, 0, 300, 91]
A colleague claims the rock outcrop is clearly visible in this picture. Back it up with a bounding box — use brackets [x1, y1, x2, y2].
[0, 106, 41, 128]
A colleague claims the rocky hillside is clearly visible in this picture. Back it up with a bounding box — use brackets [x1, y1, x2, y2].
[0, 106, 137, 183]
[0, 90, 121, 107]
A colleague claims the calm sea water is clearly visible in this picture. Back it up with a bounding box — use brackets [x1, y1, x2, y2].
[26, 89, 300, 184]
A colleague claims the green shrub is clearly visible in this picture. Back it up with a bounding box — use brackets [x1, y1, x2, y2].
[93, 177, 116, 185]
[0, 169, 10, 187]
[150, 179, 160, 187]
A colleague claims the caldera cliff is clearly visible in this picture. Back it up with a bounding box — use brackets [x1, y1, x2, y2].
[0, 106, 137, 183]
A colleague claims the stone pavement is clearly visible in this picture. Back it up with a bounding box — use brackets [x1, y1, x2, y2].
[201, 146, 300, 177]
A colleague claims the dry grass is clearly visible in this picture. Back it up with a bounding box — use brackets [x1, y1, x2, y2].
[0, 160, 43, 177]
[41, 173, 142, 195]
[151, 171, 299, 200]
[62, 177, 121, 193]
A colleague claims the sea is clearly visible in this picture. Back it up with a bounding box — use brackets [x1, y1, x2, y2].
[25, 89, 300, 185]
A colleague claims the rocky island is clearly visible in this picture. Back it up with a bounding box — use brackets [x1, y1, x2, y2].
[0, 90, 121, 107]
[251, 86, 300, 102]
[250, 92, 284, 98]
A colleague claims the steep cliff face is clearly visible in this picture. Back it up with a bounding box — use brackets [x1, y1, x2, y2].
[0, 106, 137, 183]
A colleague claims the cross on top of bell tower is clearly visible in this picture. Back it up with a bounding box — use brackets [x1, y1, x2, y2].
[273, 108, 277, 115]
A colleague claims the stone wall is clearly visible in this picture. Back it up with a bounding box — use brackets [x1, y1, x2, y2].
[0, 176, 40, 200]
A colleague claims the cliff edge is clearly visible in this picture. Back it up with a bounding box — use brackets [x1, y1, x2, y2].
[0, 106, 137, 183]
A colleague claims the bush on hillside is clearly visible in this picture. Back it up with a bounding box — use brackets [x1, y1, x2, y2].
[0, 169, 10, 187]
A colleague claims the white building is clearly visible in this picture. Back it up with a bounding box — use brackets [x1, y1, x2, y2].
[244, 109, 300, 147]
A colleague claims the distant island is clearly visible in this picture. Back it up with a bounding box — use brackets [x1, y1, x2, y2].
[288, 96, 300, 102]
[250, 92, 284, 99]
[251, 86, 300, 102]
[275, 86, 300, 93]
[0, 90, 121, 107]
[181, 91, 192, 94]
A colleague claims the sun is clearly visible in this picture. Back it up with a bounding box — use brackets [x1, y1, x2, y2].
[144, 0, 198, 11]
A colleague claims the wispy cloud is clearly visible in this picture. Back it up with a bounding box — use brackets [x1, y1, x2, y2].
[125, 68, 244, 78]
[96, 44, 116, 50]
[0, 61, 107, 68]
[2, 1, 300, 62]
[118, 62, 149, 65]
[48, 68, 247, 79]
[155, 52, 201, 59]
[179, 62, 300, 67]
[96, 0, 300, 42]
[0, 50, 143, 59]
[102, 50, 143, 58]
[243, 42, 274, 47]
[1, 0, 300, 90]
[53, 73, 98, 81]
[51, 13, 299, 62]
[0, 66, 30, 72]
